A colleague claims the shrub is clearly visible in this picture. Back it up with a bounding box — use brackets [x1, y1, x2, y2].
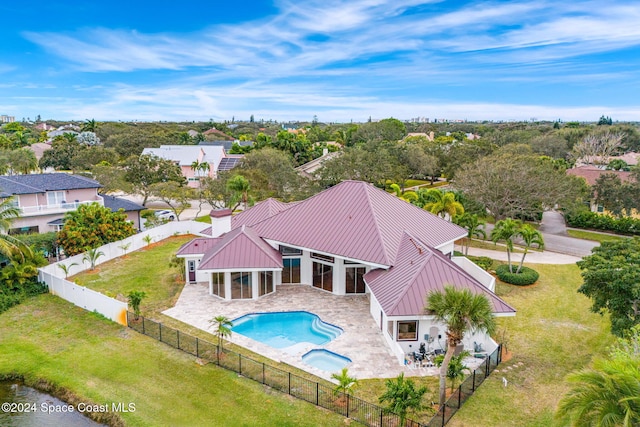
[467, 255, 493, 271]
[565, 210, 640, 236]
[496, 264, 539, 286]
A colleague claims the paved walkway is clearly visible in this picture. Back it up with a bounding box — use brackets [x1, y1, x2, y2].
[163, 284, 486, 381]
[466, 247, 582, 264]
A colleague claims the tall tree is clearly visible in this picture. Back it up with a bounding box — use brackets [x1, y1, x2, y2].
[425, 286, 496, 406]
[226, 175, 251, 210]
[149, 181, 195, 221]
[490, 218, 522, 273]
[81, 119, 99, 133]
[577, 238, 640, 337]
[124, 154, 185, 205]
[0, 197, 31, 260]
[421, 189, 464, 220]
[515, 224, 544, 273]
[454, 213, 486, 255]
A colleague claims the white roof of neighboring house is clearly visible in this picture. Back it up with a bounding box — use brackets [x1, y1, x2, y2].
[141, 145, 226, 168]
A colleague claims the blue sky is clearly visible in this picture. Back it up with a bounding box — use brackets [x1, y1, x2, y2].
[2, 0, 640, 122]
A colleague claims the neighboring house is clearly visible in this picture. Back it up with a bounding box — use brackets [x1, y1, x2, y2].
[199, 140, 253, 152]
[203, 128, 234, 141]
[405, 132, 435, 141]
[589, 152, 640, 167]
[34, 123, 56, 131]
[295, 149, 340, 179]
[0, 173, 144, 233]
[567, 165, 636, 213]
[101, 194, 145, 231]
[177, 180, 515, 364]
[27, 142, 52, 162]
[141, 145, 243, 188]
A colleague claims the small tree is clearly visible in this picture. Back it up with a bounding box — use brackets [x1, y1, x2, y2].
[515, 224, 544, 273]
[378, 373, 427, 426]
[434, 351, 470, 392]
[57, 262, 78, 279]
[210, 315, 233, 351]
[490, 218, 522, 273]
[454, 213, 486, 255]
[118, 242, 131, 257]
[331, 368, 358, 399]
[142, 235, 153, 246]
[127, 290, 146, 320]
[82, 248, 104, 270]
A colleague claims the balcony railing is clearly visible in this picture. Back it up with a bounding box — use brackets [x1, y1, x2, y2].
[19, 199, 103, 217]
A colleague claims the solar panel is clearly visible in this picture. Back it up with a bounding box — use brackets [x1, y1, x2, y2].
[218, 157, 241, 171]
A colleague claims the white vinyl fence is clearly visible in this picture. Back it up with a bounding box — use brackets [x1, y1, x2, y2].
[38, 220, 209, 326]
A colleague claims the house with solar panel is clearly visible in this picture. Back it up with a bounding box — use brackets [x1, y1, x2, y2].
[176, 180, 515, 364]
[141, 145, 243, 188]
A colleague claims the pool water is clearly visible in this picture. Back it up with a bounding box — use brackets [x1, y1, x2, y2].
[302, 349, 351, 372]
[231, 311, 342, 349]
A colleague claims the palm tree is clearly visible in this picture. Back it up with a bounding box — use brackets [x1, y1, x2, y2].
[422, 189, 464, 220]
[0, 197, 29, 260]
[210, 315, 233, 351]
[556, 352, 640, 426]
[57, 262, 78, 279]
[82, 248, 105, 270]
[81, 119, 98, 133]
[226, 175, 250, 211]
[515, 224, 544, 273]
[389, 183, 418, 203]
[454, 213, 486, 255]
[331, 368, 358, 398]
[198, 161, 210, 177]
[190, 160, 201, 177]
[490, 218, 522, 272]
[118, 242, 131, 257]
[378, 373, 427, 426]
[127, 290, 147, 321]
[426, 286, 496, 406]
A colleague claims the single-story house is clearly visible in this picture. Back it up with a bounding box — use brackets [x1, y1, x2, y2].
[567, 165, 636, 213]
[0, 173, 144, 233]
[176, 180, 515, 364]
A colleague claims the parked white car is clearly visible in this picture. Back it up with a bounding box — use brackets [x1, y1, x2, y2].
[154, 210, 176, 221]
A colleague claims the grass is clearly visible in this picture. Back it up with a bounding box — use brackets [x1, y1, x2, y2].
[0, 295, 349, 427]
[449, 263, 614, 427]
[195, 215, 211, 223]
[566, 229, 628, 243]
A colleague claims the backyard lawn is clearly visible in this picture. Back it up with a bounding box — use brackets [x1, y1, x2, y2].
[0, 295, 350, 427]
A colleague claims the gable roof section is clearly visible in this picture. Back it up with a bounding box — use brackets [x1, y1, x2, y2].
[366, 232, 515, 317]
[232, 198, 296, 229]
[177, 237, 223, 256]
[567, 165, 634, 186]
[198, 226, 283, 270]
[250, 181, 466, 266]
[0, 173, 101, 197]
[101, 195, 145, 212]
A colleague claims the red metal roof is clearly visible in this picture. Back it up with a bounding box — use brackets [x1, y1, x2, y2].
[176, 237, 222, 256]
[198, 225, 283, 270]
[567, 165, 634, 186]
[365, 232, 516, 317]
[232, 198, 296, 229]
[251, 181, 466, 266]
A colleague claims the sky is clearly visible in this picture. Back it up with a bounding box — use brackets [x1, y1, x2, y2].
[1, 0, 640, 123]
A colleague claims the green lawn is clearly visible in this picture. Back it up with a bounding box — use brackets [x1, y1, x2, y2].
[566, 229, 628, 243]
[0, 295, 348, 426]
[450, 263, 613, 426]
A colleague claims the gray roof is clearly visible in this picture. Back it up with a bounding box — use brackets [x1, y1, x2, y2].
[101, 195, 145, 212]
[0, 174, 102, 198]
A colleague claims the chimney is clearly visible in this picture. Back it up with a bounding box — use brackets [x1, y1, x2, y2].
[209, 208, 232, 237]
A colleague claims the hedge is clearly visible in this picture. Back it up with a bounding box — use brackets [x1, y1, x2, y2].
[565, 210, 640, 236]
[496, 264, 539, 286]
[467, 255, 494, 271]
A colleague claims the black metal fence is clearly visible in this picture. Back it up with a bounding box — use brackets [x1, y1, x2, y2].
[127, 312, 501, 427]
[426, 345, 502, 427]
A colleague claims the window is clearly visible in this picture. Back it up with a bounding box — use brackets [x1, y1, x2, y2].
[211, 272, 225, 298]
[345, 267, 366, 293]
[313, 262, 333, 292]
[311, 252, 335, 263]
[397, 321, 418, 341]
[230, 272, 252, 299]
[9, 226, 39, 235]
[259, 271, 274, 296]
[47, 191, 66, 205]
[282, 258, 301, 283]
[597, 204, 604, 213]
[279, 245, 302, 256]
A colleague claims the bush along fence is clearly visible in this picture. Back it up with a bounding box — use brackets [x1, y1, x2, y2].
[127, 312, 502, 427]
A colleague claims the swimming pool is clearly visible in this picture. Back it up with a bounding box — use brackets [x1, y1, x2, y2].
[302, 349, 352, 372]
[231, 311, 342, 349]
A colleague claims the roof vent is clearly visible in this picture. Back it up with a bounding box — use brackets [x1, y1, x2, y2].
[409, 238, 423, 255]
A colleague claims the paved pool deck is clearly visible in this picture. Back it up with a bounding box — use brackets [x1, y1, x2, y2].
[163, 284, 485, 381]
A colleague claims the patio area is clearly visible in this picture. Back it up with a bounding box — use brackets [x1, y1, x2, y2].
[163, 284, 483, 381]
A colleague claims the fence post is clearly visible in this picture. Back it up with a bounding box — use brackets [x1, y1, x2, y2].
[159, 323, 163, 342]
[142, 316, 145, 335]
[196, 338, 199, 358]
[288, 372, 291, 395]
[472, 370, 476, 392]
[458, 385, 462, 408]
[346, 394, 349, 418]
[262, 363, 265, 384]
[380, 408, 383, 427]
[239, 353, 242, 374]
[217, 345, 220, 365]
[498, 344, 502, 364]
[442, 404, 445, 425]
[177, 330, 180, 349]
[316, 382, 319, 406]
